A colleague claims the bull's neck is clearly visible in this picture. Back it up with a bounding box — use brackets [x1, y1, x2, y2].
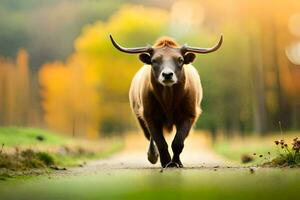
[150, 71, 186, 111]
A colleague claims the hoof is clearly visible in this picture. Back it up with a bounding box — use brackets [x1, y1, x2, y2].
[172, 159, 183, 168]
[147, 139, 159, 164]
[175, 161, 183, 168]
[147, 151, 159, 164]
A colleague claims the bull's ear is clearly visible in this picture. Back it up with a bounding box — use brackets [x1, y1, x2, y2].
[139, 53, 151, 64]
[184, 53, 196, 64]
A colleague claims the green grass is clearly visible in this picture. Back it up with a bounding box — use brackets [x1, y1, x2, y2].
[0, 168, 299, 200]
[213, 140, 275, 164]
[213, 132, 300, 165]
[52, 140, 123, 166]
[0, 127, 123, 176]
[0, 127, 69, 147]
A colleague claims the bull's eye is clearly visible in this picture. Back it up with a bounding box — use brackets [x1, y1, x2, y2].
[151, 59, 158, 65]
[178, 57, 184, 65]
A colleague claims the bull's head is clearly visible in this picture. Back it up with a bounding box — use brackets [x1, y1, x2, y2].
[110, 34, 223, 87]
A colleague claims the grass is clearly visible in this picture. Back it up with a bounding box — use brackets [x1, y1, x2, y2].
[213, 132, 300, 166]
[0, 127, 123, 177]
[0, 168, 299, 200]
[52, 140, 123, 166]
[0, 127, 69, 146]
[263, 138, 300, 167]
[0, 149, 54, 170]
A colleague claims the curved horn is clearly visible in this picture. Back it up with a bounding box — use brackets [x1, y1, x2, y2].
[182, 35, 223, 54]
[109, 34, 152, 54]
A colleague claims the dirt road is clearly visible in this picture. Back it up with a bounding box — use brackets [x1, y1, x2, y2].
[69, 131, 232, 175]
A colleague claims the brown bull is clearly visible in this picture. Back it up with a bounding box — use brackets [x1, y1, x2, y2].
[110, 35, 222, 168]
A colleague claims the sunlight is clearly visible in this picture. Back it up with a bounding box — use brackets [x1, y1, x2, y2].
[285, 42, 300, 66]
[288, 13, 300, 37]
[170, 0, 205, 36]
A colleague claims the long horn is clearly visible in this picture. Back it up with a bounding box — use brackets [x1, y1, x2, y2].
[109, 34, 152, 54]
[181, 35, 223, 54]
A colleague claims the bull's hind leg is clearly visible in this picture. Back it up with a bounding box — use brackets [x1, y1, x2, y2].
[172, 118, 194, 168]
[137, 117, 158, 164]
[147, 121, 171, 167]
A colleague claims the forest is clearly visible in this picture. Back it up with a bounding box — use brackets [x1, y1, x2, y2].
[0, 0, 299, 138]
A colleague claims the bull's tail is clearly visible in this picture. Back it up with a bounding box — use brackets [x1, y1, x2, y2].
[147, 137, 159, 164]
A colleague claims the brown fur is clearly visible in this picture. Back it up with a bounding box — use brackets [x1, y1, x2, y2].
[129, 64, 202, 133]
[153, 36, 180, 48]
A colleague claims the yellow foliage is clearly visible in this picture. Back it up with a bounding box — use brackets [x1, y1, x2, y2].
[39, 5, 170, 136]
[39, 55, 100, 138]
[0, 49, 34, 126]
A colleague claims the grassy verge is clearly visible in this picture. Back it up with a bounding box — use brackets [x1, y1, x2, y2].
[52, 140, 123, 166]
[0, 127, 69, 146]
[213, 132, 300, 166]
[0, 127, 123, 178]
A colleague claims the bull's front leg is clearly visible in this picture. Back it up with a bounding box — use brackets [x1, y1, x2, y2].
[172, 118, 194, 168]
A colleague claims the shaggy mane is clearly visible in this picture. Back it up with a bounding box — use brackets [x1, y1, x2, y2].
[153, 36, 179, 48]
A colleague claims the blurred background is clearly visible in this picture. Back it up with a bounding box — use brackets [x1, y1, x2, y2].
[0, 0, 299, 139]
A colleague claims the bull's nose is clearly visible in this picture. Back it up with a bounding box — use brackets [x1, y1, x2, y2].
[162, 72, 174, 80]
